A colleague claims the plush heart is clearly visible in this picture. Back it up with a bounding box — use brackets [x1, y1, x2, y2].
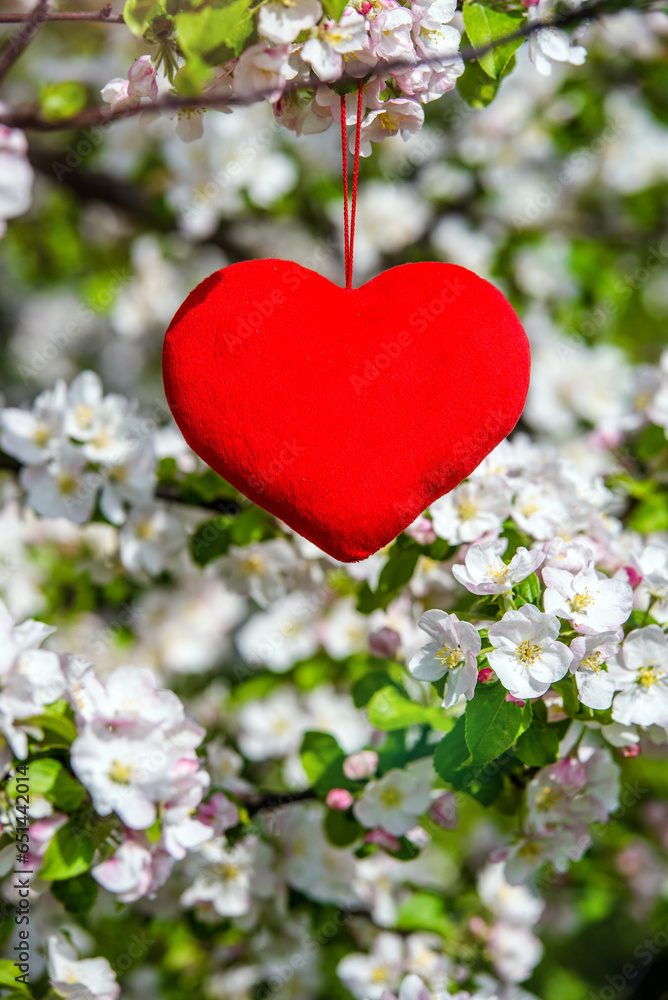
[162, 259, 530, 562]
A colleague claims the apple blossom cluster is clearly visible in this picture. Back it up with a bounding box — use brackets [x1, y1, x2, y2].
[0, 370, 190, 576]
[0, 600, 236, 911]
[98, 0, 591, 150]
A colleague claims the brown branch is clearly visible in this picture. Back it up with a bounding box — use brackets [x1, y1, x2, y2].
[0, 0, 52, 85]
[26, 146, 252, 264]
[246, 788, 317, 816]
[0, 0, 640, 132]
[0, 5, 124, 23]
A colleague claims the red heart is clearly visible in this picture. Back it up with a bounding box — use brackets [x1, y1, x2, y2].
[162, 259, 530, 562]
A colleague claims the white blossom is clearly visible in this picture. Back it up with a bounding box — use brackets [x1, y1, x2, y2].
[301, 11, 369, 81]
[453, 539, 545, 596]
[47, 935, 120, 1000]
[259, 0, 322, 44]
[0, 112, 34, 238]
[487, 605, 572, 700]
[353, 758, 433, 836]
[408, 610, 481, 708]
[569, 631, 621, 709]
[430, 480, 512, 545]
[527, 0, 587, 76]
[543, 567, 633, 634]
[609, 626, 668, 727]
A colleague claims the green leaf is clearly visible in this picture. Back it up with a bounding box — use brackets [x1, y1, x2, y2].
[51, 872, 98, 914]
[433, 715, 471, 782]
[322, 0, 348, 19]
[21, 759, 84, 812]
[190, 506, 273, 566]
[0, 960, 30, 993]
[40, 82, 87, 123]
[396, 892, 453, 936]
[462, 2, 524, 79]
[554, 674, 580, 717]
[637, 422, 667, 461]
[123, 0, 166, 37]
[324, 809, 363, 847]
[176, 0, 254, 63]
[387, 836, 421, 861]
[24, 712, 77, 746]
[300, 732, 357, 795]
[456, 55, 502, 108]
[367, 686, 448, 732]
[464, 682, 532, 764]
[39, 820, 95, 881]
[356, 581, 393, 614]
[628, 493, 668, 533]
[626, 609, 659, 630]
[376, 729, 408, 774]
[377, 547, 420, 593]
[352, 672, 401, 708]
[515, 720, 562, 766]
[515, 572, 542, 605]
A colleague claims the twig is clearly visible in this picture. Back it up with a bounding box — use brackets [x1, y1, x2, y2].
[26, 146, 252, 263]
[0, 5, 124, 24]
[0, 0, 642, 132]
[0, 0, 51, 85]
[246, 788, 317, 816]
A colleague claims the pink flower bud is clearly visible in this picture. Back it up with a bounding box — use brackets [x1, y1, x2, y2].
[404, 513, 437, 546]
[505, 692, 526, 707]
[478, 667, 495, 683]
[369, 627, 401, 660]
[365, 828, 401, 852]
[428, 792, 458, 830]
[128, 55, 158, 101]
[343, 750, 378, 781]
[326, 788, 354, 810]
[468, 915, 488, 938]
[620, 743, 641, 758]
[360, 1, 373, 13]
[622, 565, 643, 589]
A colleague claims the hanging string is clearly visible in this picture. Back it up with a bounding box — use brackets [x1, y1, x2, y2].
[340, 79, 364, 291]
[340, 96, 350, 288]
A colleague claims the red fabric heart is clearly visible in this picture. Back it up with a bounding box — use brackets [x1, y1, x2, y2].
[162, 259, 530, 562]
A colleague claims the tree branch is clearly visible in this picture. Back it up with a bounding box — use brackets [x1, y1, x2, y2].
[246, 788, 317, 816]
[26, 146, 252, 264]
[0, 0, 52, 85]
[0, 5, 124, 23]
[0, 0, 641, 132]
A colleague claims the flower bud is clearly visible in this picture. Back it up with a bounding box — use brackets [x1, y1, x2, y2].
[343, 749, 378, 781]
[478, 667, 495, 683]
[404, 514, 437, 546]
[365, 828, 401, 852]
[326, 788, 354, 810]
[428, 792, 458, 830]
[369, 627, 400, 660]
[505, 691, 526, 707]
